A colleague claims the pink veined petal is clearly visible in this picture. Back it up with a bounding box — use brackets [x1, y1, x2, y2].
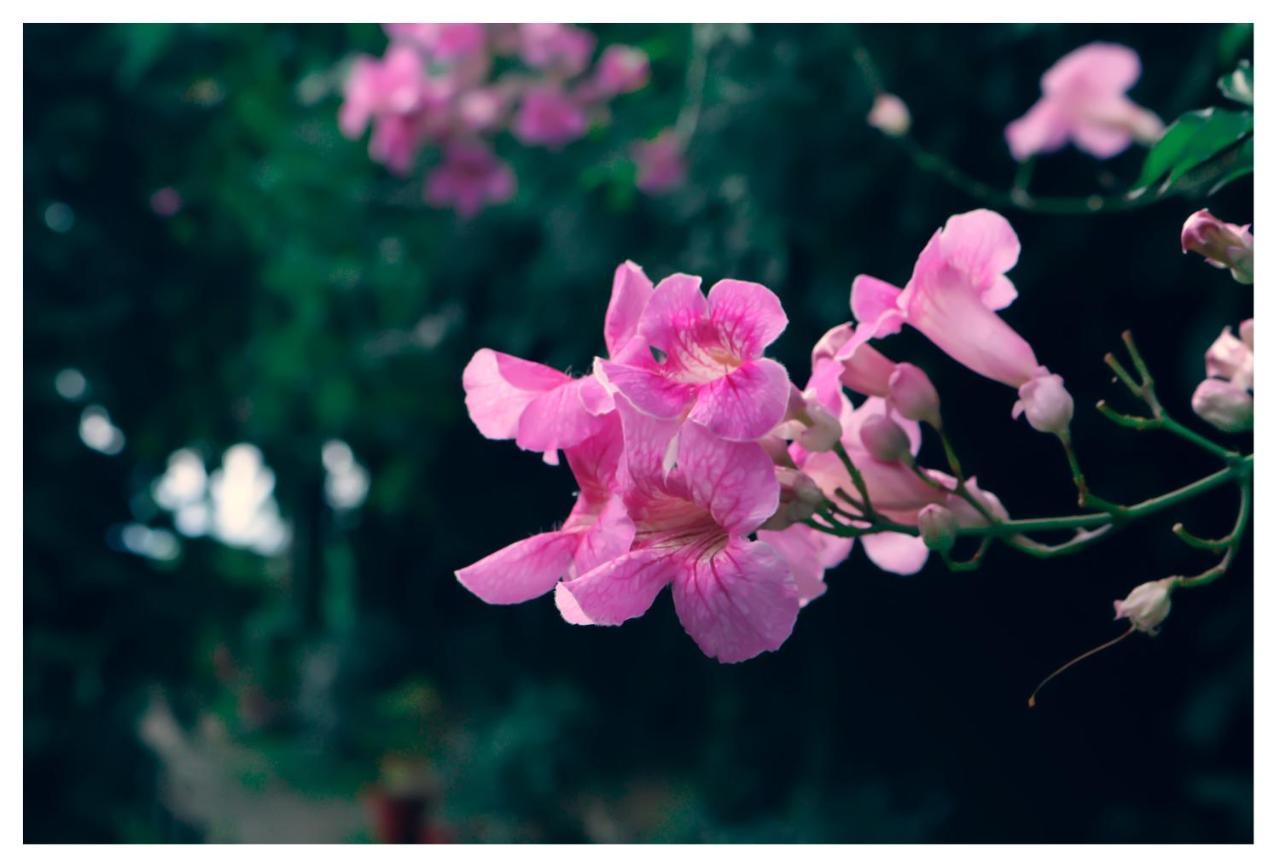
[614, 398, 685, 495]
[564, 413, 625, 501]
[758, 524, 854, 608]
[456, 530, 581, 604]
[556, 548, 679, 626]
[1042, 42, 1141, 97]
[860, 531, 930, 576]
[707, 278, 788, 358]
[687, 357, 792, 441]
[638, 274, 708, 355]
[1005, 97, 1071, 161]
[462, 349, 570, 441]
[599, 360, 697, 419]
[935, 209, 1021, 294]
[676, 420, 781, 535]
[671, 537, 799, 663]
[516, 379, 602, 456]
[806, 357, 847, 416]
[572, 495, 637, 576]
[604, 261, 655, 358]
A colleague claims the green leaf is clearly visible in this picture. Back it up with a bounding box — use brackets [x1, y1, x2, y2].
[1134, 107, 1253, 192]
[1218, 60, 1253, 106]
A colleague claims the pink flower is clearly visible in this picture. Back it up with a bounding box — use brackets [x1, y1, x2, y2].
[632, 130, 687, 195]
[809, 324, 941, 428]
[424, 140, 516, 218]
[757, 522, 853, 608]
[1192, 319, 1253, 433]
[1005, 42, 1163, 161]
[1113, 577, 1175, 634]
[384, 23, 488, 60]
[518, 23, 596, 76]
[456, 416, 634, 604]
[1182, 209, 1253, 284]
[556, 401, 798, 662]
[599, 274, 792, 442]
[849, 209, 1074, 437]
[867, 93, 911, 137]
[512, 85, 589, 149]
[592, 45, 650, 96]
[149, 187, 182, 218]
[457, 86, 512, 133]
[462, 262, 655, 462]
[339, 45, 432, 140]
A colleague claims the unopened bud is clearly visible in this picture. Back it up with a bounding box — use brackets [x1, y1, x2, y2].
[1113, 577, 1175, 635]
[917, 503, 958, 555]
[1181, 209, 1253, 284]
[888, 363, 942, 429]
[799, 401, 842, 452]
[1013, 371, 1074, 438]
[761, 468, 824, 531]
[858, 414, 912, 463]
[867, 93, 911, 137]
[1191, 378, 1253, 433]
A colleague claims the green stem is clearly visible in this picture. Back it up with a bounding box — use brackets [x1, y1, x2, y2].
[1174, 477, 1251, 590]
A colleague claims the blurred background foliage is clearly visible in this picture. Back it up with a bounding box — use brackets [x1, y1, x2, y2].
[25, 23, 1252, 842]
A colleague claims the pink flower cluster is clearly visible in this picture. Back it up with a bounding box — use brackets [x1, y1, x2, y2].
[340, 24, 653, 217]
[456, 210, 1070, 662]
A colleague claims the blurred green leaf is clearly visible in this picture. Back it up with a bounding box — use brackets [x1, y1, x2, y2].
[1134, 107, 1252, 192]
[1217, 59, 1253, 106]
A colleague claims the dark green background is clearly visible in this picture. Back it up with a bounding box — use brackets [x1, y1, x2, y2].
[25, 23, 1253, 842]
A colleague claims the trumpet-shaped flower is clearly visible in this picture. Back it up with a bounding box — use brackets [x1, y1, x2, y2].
[849, 209, 1074, 437]
[599, 274, 792, 442]
[1005, 42, 1164, 161]
[555, 402, 797, 662]
[456, 416, 634, 604]
[463, 262, 655, 461]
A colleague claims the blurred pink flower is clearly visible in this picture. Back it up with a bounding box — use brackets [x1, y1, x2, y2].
[592, 45, 650, 96]
[556, 401, 797, 663]
[512, 85, 589, 148]
[849, 209, 1074, 437]
[518, 23, 596, 76]
[339, 45, 433, 140]
[1005, 42, 1163, 161]
[384, 23, 487, 60]
[599, 274, 792, 442]
[149, 187, 183, 218]
[424, 140, 516, 218]
[456, 416, 633, 604]
[1181, 209, 1253, 284]
[632, 130, 687, 194]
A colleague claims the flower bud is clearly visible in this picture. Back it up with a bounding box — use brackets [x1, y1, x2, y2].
[916, 503, 958, 555]
[593, 45, 650, 96]
[1013, 371, 1074, 438]
[888, 363, 942, 429]
[867, 93, 911, 137]
[1191, 378, 1253, 433]
[761, 468, 824, 531]
[1113, 577, 1175, 635]
[1205, 323, 1253, 391]
[838, 342, 895, 397]
[1181, 209, 1253, 284]
[799, 401, 842, 453]
[858, 414, 912, 463]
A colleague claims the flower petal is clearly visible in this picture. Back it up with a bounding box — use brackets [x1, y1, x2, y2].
[599, 360, 696, 420]
[687, 357, 791, 441]
[935, 209, 1021, 297]
[517, 379, 602, 456]
[707, 278, 788, 358]
[572, 495, 636, 575]
[1005, 98, 1071, 161]
[860, 531, 930, 576]
[758, 524, 853, 608]
[456, 530, 580, 604]
[556, 547, 678, 626]
[671, 538, 799, 663]
[638, 273, 707, 355]
[677, 420, 780, 534]
[462, 349, 571, 441]
[603, 261, 655, 358]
